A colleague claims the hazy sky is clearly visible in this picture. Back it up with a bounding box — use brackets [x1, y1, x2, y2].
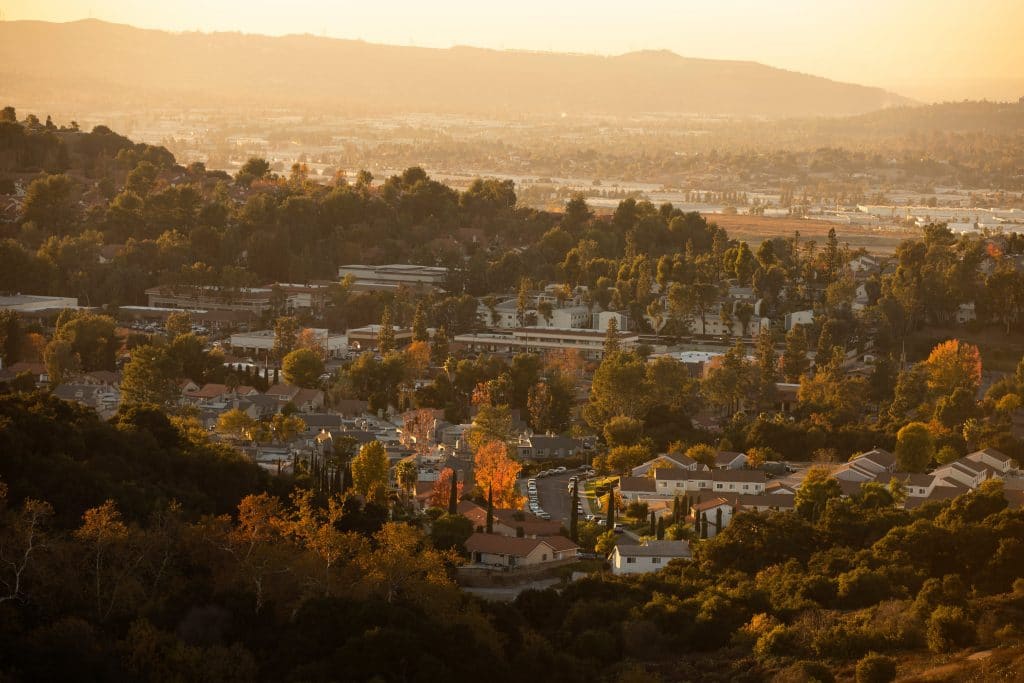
[5, 0, 1023, 101]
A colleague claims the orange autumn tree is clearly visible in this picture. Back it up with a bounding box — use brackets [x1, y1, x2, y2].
[430, 467, 464, 508]
[473, 440, 523, 508]
[924, 339, 982, 396]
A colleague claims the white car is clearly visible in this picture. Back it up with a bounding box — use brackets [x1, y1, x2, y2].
[554, 466, 567, 473]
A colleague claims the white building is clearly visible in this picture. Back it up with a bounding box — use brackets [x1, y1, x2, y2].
[0, 294, 78, 313]
[337, 264, 448, 291]
[454, 327, 638, 360]
[230, 328, 348, 359]
[610, 540, 691, 575]
[785, 310, 814, 331]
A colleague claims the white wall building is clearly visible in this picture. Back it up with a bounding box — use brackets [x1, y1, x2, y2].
[610, 540, 691, 575]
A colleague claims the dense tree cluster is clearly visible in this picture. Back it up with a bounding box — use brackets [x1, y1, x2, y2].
[2, 393, 1023, 681]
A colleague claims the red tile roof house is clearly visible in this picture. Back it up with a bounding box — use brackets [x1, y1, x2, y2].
[458, 501, 563, 538]
[464, 532, 578, 569]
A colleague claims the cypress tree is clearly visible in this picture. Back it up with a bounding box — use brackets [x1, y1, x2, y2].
[606, 492, 615, 528]
[672, 495, 680, 524]
[715, 507, 723, 537]
[448, 469, 459, 515]
[486, 485, 494, 534]
[570, 482, 579, 542]
[656, 516, 666, 540]
[694, 509, 700, 534]
[274, 367, 280, 384]
[342, 463, 353, 492]
[649, 511, 656, 535]
[700, 512, 708, 539]
[412, 302, 429, 343]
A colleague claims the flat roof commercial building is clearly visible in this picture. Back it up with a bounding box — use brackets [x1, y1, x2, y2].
[454, 327, 638, 360]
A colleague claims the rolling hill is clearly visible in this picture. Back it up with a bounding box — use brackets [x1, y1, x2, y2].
[0, 19, 912, 118]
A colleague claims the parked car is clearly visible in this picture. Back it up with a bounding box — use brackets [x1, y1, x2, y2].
[613, 523, 625, 534]
[596, 518, 607, 526]
[554, 466, 567, 473]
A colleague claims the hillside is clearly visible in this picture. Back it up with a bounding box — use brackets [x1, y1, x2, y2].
[0, 19, 912, 118]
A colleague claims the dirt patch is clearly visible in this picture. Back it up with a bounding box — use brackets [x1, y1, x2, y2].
[703, 213, 915, 255]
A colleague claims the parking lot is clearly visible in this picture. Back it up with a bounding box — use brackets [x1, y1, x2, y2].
[522, 467, 592, 526]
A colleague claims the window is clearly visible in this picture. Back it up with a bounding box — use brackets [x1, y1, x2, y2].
[743, 484, 749, 490]
[542, 554, 548, 561]
[626, 557, 636, 564]
[651, 557, 661, 564]
[715, 483, 723, 489]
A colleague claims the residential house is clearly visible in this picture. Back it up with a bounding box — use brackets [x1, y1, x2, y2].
[832, 449, 897, 482]
[631, 454, 704, 477]
[691, 497, 733, 538]
[610, 540, 691, 575]
[458, 501, 563, 538]
[52, 383, 121, 418]
[465, 533, 578, 568]
[516, 435, 583, 460]
[713, 451, 748, 470]
[264, 384, 325, 412]
[618, 476, 658, 502]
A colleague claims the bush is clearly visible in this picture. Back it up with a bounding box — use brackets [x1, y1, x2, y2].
[926, 605, 974, 653]
[754, 625, 800, 660]
[855, 652, 896, 683]
[773, 660, 835, 683]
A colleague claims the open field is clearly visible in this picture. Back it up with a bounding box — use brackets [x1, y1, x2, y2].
[704, 213, 917, 255]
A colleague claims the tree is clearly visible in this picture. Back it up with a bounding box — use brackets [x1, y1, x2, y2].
[394, 459, 418, 498]
[782, 325, 810, 382]
[448, 468, 459, 514]
[473, 440, 522, 508]
[895, 421, 935, 473]
[603, 317, 621, 356]
[272, 316, 299, 361]
[606, 489, 616, 528]
[216, 408, 254, 441]
[0, 310, 23, 365]
[468, 402, 513, 453]
[685, 444, 718, 469]
[22, 173, 78, 233]
[411, 302, 429, 343]
[485, 486, 494, 533]
[924, 339, 982, 397]
[54, 313, 118, 372]
[607, 445, 651, 474]
[430, 467, 463, 509]
[855, 654, 897, 683]
[282, 348, 324, 388]
[755, 327, 778, 389]
[603, 415, 644, 447]
[656, 516, 666, 540]
[351, 441, 389, 502]
[794, 466, 842, 521]
[43, 338, 80, 385]
[121, 345, 178, 406]
[374, 307, 396, 355]
[595, 530, 617, 556]
[570, 482, 579, 542]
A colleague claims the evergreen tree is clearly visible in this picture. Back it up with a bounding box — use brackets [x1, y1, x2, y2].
[656, 516, 666, 540]
[606, 491, 616, 528]
[412, 302, 429, 343]
[672, 495, 681, 524]
[431, 324, 450, 365]
[700, 511, 708, 539]
[782, 324, 810, 382]
[715, 507, 723, 537]
[378, 306, 396, 354]
[603, 317, 621, 356]
[570, 482, 579, 542]
[448, 469, 459, 515]
[649, 510, 656, 535]
[485, 485, 494, 534]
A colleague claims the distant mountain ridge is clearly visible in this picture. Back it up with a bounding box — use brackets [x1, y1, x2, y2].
[0, 19, 913, 118]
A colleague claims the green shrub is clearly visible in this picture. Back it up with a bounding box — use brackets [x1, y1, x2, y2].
[855, 652, 897, 683]
[926, 605, 974, 653]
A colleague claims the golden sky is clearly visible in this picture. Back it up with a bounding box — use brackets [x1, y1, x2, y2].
[4, 0, 1023, 101]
